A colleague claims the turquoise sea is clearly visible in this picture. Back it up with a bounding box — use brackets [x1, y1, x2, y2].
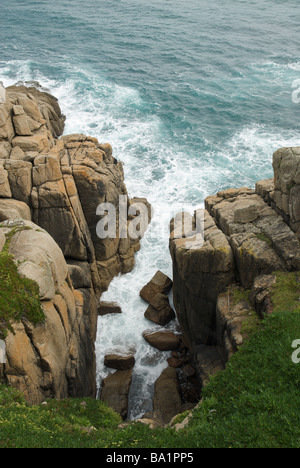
[1, 0, 300, 418]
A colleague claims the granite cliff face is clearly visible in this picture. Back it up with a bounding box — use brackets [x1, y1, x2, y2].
[170, 147, 300, 387]
[0, 84, 147, 403]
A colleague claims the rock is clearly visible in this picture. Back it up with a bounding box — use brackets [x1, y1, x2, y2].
[233, 200, 260, 224]
[129, 197, 153, 224]
[104, 354, 135, 370]
[269, 147, 300, 234]
[215, 285, 259, 362]
[0, 165, 12, 198]
[3, 220, 67, 301]
[230, 232, 286, 289]
[140, 271, 173, 304]
[2, 219, 98, 403]
[98, 301, 122, 316]
[32, 154, 62, 186]
[0, 84, 148, 290]
[255, 178, 275, 201]
[100, 369, 133, 419]
[167, 356, 187, 368]
[136, 418, 162, 430]
[250, 274, 277, 318]
[10, 146, 26, 160]
[0, 141, 12, 159]
[12, 134, 51, 153]
[0, 231, 5, 252]
[194, 345, 224, 388]
[67, 261, 92, 289]
[153, 367, 183, 425]
[0, 199, 31, 222]
[143, 330, 181, 351]
[13, 113, 33, 136]
[7, 84, 65, 139]
[5, 160, 32, 204]
[144, 293, 176, 326]
[170, 210, 235, 349]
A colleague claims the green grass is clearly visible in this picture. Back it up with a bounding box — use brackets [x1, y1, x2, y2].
[255, 232, 272, 245]
[0, 272, 299, 448]
[230, 285, 260, 340]
[231, 286, 251, 306]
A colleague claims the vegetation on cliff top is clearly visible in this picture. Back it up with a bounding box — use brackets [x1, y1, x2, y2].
[0, 271, 299, 448]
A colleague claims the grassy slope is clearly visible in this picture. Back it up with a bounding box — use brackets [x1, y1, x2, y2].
[0, 272, 299, 448]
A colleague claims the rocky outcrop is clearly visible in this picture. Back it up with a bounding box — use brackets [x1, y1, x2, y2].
[170, 209, 235, 349]
[0, 84, 149, 403]
[170, 147, 300, 389]
[0, 219, 97, 403]
[257, 147, 300, 236]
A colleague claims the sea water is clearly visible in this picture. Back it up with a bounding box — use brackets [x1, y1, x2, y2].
[1, 0, 300, 419]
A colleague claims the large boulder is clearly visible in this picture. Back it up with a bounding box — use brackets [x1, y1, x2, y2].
[143, 330, 182, 351]
[140, 271, 173, 304]
[0, 198, 31, 221]
[104, 354, 135, 371]
[144, 293, 175, 326]
[6, 219, 67, 301]
[98, 301, 122, 316]
[100, 369, 133, 419]
[0, 219, 97, 403]
[153, 367, 183, 425]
